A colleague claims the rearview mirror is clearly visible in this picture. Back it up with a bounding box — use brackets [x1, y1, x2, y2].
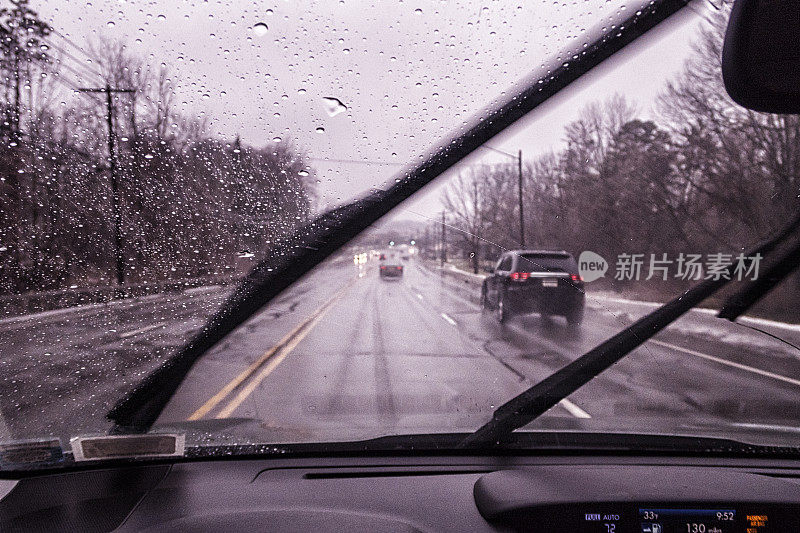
[722, 0, 800, 113]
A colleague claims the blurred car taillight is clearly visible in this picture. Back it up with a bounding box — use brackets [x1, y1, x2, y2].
[510, 272, 529, 281]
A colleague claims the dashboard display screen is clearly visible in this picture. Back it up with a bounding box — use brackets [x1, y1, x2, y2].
[554, 504, 798, 532]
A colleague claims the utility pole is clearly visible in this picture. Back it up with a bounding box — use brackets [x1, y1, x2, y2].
[11, 53, 21, 144]
[440, 210, 447, 266]
[480, 145, 526, 248]
[78, 85, 135, 289]
[518, 149, 525, 248]
[472, 179, 480, 274]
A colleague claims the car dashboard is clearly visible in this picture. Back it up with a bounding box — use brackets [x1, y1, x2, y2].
[1, 453, 800, 532]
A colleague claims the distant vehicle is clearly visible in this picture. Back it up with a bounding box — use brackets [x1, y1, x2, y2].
[379, 251, 404, 279]
[481, 250, 584, 325]
[379, 263, 403, 278]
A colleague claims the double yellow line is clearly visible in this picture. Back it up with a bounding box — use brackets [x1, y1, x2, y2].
[187, 279, 355, 421]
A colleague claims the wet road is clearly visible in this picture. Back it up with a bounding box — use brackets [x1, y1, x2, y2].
[3, 257, 800, 446]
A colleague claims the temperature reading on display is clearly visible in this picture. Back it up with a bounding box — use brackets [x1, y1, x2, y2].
[639, 509, 737, 533]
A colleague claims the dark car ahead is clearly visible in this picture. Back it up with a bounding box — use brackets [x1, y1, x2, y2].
[379, 251, 404, 279]
[481, 250, 584, 325]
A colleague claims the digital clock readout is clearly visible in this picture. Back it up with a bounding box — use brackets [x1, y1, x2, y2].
[639, 509, 736, 533]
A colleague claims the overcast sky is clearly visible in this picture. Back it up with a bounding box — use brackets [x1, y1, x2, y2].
[34, 0, 710, 221]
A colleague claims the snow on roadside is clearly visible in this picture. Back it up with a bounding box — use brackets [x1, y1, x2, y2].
[587, 293, 800, 360]
[588, 291, 800, 333]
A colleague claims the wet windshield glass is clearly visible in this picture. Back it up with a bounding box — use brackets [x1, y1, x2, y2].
[2, 0, 800, 466]
[518, 254, 577, 273]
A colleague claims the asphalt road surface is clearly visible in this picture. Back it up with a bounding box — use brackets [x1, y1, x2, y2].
[3, 257, 800, 447]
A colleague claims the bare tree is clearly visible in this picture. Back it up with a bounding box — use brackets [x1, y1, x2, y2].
[442, 170, 486, 273]
[149, 65, 176, 140]
[658, 7, 800, 244]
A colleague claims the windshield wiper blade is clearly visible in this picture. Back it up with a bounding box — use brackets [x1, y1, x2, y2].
[460, 211, 800, 449]
[717, 233, 800, 321]
[107, 0, 693, 432]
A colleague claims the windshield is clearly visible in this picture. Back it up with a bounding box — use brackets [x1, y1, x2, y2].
[3, 0, 800, 469]
[518, 253, 577, 273]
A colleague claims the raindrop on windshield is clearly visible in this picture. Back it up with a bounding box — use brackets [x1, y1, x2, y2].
[321, 97, 347, 117]
[252, 22, 268, 36]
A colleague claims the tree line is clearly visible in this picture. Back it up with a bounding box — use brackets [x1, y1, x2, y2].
[0, 0, 314, 294]
[440, 9, 800, 308]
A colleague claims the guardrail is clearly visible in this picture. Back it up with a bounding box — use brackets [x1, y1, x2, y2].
[440, 264, 486, 285]
[0, 274, 241, 319]
[422, 262, 486, 304]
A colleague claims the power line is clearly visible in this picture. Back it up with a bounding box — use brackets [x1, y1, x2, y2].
[49, 29, 105, 76]
[49, 58, 104, 90]
[42, 36, 104, 78]
[41, 36, 105, 81]
[479, 144, 517, 159]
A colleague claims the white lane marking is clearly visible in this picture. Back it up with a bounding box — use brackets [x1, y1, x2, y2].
[431, 265, 592, 419]
[737, 314, 800, 333]
[591, 293, 800, 333]
[0, 408, 10, 440]
[119, 322, 165, 338]
[184, 285, 223, 295]
[416, 293, 423, 300]
[0, 301, 110, 326]
[441, 313, 457, 326]
[729, 422, 800, 434]
[559, 398, 591, 418]
[650, 339, 800, 388]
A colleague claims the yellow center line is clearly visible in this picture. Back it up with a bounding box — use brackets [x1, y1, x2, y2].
[187, 278, 355, 421]
[215, 305, 334, 418]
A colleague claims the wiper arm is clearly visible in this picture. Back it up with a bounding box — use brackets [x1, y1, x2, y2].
[718, 233, 800, 321]
[107, 0, 693, 432]
[461, 211, 800, 448]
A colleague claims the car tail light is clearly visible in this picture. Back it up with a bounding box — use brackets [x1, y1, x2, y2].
[380, 266, 386, 270]
[510, 272, 529, 281]
[570, 274, 583, 282]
